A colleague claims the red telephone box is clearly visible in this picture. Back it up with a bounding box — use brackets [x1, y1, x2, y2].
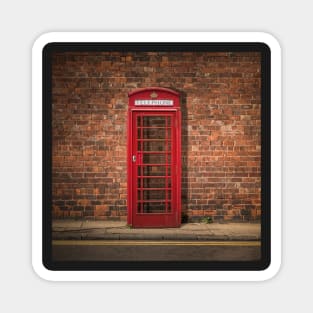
[127, 87, 181, 228]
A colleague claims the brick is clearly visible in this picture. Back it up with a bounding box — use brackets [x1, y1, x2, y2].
[95, 205, 108, 216]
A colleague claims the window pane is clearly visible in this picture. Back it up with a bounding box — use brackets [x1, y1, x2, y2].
[143, 153, 167, 164]
[143, 202, 166, 213]
[138, 178, 167, 188]
[141, 140, 171, 151]
[143, 116, 166, 127]
[141, 166, 171, 176]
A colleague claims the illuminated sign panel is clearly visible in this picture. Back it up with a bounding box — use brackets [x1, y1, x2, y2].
[134, 99, 174, 106]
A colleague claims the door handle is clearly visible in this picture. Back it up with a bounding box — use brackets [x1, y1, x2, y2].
[132, 155, 136, 162]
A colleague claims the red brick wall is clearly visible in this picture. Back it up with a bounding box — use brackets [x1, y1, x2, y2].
[51, 51, 261, 222]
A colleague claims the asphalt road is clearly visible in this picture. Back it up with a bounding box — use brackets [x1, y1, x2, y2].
[52, 240, 261, 261]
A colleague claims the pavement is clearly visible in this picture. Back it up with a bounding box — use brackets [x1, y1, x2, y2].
[52, 220, 261, 241]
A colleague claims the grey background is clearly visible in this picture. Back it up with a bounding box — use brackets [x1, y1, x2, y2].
[0, 0, 309, 312]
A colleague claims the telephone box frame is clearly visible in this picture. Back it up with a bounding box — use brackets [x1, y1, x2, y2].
[127, 87, 181, 228]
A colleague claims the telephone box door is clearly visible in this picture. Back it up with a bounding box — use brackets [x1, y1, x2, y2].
[127, 88, 181, 228]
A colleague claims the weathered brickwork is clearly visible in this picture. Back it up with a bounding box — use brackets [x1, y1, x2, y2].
[52, 51, 261, 222]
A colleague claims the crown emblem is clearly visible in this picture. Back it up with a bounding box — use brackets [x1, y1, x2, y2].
[150, 92, 158, 98]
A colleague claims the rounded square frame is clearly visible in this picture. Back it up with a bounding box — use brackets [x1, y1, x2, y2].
[32, 32, 281, 281]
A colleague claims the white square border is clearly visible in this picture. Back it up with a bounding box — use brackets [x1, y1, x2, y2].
[32, 32, 281, 281]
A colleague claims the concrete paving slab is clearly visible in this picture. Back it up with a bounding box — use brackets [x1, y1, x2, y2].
[53, 232, 87, 240]
[81, 221, 125, 229]
[53, 220, 83, 230]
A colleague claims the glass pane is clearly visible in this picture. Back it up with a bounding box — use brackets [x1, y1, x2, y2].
[143, 116, 167, 127]
[142, 128, 171, 140]
[143, 202, 166, 213]
[167, 178, 172, 188]
[138, 178, 167, 188]
[137, 128, 141, 139]
[167, 202, 172, 212]
[166, 154, 171, 164]
[143, 153, 167, 164]
[142, 190, 166, 200]
[137, 141, 142, 151]
[141, 140, 171, 152]
[141, 166, 171, 176]
[137, 167, 142, 176]
[137, 116, 142, 127]
[137, 190, 166, 201]
[137, 202, 142, 213]
[166, 190, 172, 201]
